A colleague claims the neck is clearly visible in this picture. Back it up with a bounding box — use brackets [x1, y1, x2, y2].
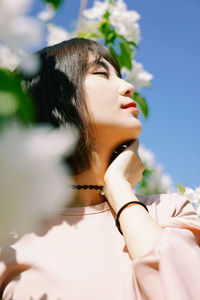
[69, 137, 120, 207]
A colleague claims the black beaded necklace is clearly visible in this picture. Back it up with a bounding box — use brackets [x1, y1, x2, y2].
[71, 141, 133, 197]
[71, 184, 104, 196]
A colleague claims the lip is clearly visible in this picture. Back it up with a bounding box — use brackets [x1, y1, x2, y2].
[121, 101, 139, 114]
[121, 101, 137, 109]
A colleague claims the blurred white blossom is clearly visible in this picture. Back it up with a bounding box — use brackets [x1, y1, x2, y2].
[19, 53, 41, 76]
[46, 23, 70, 46]
[0, 0, 43, 52]
[122, 61, 153, 92]
[38, 3, 56, 22]
[182, 186, 200, 217]
[76, 19, 99, 38]
[147, 165, 174, 193]
[83, 0, 141, 44]
[0, 122, 77, 245]
[0, 44, 20, 71]
[0, 44, 41, 76]
[139, 144, 155, 169]
[139, 145, 175, 194]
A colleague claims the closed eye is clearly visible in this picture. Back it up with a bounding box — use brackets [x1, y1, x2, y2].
[92, 71, 109, 78]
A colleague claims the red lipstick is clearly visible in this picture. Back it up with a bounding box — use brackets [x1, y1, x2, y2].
[121, 101, 139, 114]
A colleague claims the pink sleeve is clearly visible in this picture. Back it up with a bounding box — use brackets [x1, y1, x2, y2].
[125, 194, 200, 300]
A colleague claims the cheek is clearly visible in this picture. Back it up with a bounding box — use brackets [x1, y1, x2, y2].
[84, 78, 119, 121]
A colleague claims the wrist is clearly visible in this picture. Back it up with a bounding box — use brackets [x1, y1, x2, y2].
[104, 179, 138, 212]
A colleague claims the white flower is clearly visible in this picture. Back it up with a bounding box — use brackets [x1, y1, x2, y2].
[139, 144, 155, 169]
[46, 23, 70, 46]
[145, 165, 174, 194]
[109, 0, 141, 43]
[138, 144, 175, 194]
[0, 44, 40, 77]
[0, 0, 43, 52]
[0, 122, 77, 245]
[83, 0, 141, 44]
[122, 60, 153, 92]
[83, 0, 109, 20]
[0, 44, 20, 71]
[37, 3, 56, 22]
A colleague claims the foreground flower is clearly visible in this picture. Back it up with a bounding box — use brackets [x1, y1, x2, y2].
[0, 0, 43, 52]
[46, 23, 70, 46]
[83, 0, 141, 44]
[122, 60, 153, 92]
[0, 122, 77, 245]
[0, 44, 20, 71]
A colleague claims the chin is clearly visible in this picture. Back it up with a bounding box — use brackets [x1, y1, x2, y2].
[125, 122, 142, 139]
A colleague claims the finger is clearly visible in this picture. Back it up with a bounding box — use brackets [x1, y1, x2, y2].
[132, 139, 139, 152]
[125, 139, 140, 155]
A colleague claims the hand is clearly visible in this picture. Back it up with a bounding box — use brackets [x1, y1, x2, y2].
[104, 139, 145, 188]
[103, 139, 145, 211]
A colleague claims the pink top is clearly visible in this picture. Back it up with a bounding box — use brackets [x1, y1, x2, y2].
[0, 193, 200, 300]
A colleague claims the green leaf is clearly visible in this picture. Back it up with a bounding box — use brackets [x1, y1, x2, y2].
[0, 92, 18, 115]
[102, 10, 110, 19]
[119, 41, 133, 70]
[177, 183, 186, 195]
[137, 167, 153, 195]
[127, 40, 137, 48]
[44, 0, 63, 10]
[76, 31, 101, 40]
[133, 92, 149, 118]
[0, 69, 35, 125]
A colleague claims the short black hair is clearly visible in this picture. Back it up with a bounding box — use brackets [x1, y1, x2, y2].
[18, 38, 121, 175]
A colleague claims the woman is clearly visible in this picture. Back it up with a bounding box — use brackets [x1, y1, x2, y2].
[0, 38, 200, 299]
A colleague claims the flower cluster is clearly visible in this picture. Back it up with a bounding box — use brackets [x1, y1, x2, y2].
[122, 61, 153, 92]
[83, 0, 141, 44]
[82, 0, 153, 93]
[139, 145, 175, 194]
[0, 123, 77, 245]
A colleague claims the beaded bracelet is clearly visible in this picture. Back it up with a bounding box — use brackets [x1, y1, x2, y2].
[115, 201, 149, 235]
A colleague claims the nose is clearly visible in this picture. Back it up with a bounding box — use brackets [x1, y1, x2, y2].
[119, 79, 134, 98]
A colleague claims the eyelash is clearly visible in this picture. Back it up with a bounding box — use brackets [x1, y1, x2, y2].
[93, 72, 109, 78]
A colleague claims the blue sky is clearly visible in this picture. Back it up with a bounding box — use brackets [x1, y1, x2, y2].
[31, 0, 200, 189]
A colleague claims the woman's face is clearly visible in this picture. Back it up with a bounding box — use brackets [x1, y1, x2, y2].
[84, 54, 142, 143]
